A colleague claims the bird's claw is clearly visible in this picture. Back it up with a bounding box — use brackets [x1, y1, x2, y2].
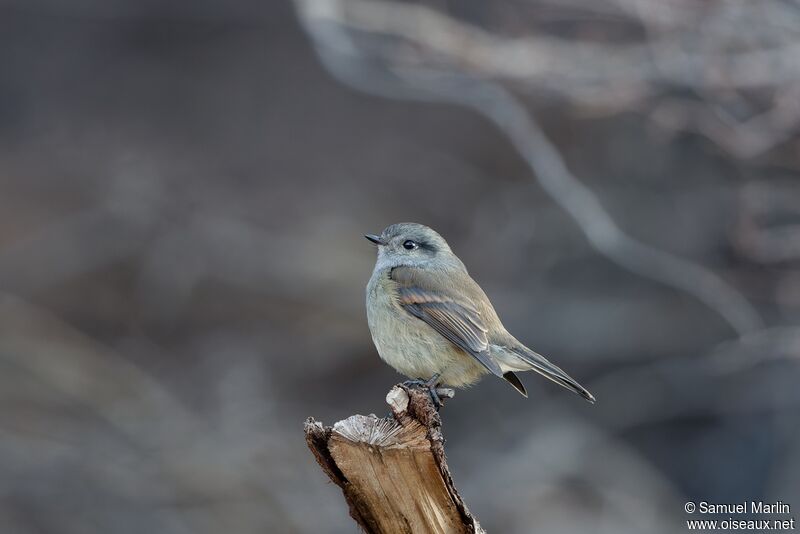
[401, 374, 453, 410]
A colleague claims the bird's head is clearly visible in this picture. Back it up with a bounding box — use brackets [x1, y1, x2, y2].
[365, 222, 464, 271]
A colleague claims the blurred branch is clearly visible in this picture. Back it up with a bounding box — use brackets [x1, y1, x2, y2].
[735, 182, 800, 264]
[293, 0, 764, 335]
[296, 0, 800, 156]
[298, 0, 800, 92]
[304, 385, 484, 534]
[649, 86, 800, 158]
[581, 325, 800, 431]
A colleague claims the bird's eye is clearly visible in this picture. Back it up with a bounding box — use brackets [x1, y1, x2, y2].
[403, 240, 418, 250]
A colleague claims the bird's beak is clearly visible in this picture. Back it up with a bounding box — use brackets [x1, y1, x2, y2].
[364, 234, 384, 245]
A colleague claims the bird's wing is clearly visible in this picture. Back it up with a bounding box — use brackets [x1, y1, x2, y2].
[390, 267, 504, 377]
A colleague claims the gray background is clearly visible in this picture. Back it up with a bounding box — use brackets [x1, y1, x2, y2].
[1, 1, 798, 533]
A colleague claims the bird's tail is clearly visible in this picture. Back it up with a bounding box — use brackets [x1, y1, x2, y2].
[497, 344, 595, 403]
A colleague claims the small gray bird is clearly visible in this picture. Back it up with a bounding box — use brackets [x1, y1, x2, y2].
[365, 222, 595, 406]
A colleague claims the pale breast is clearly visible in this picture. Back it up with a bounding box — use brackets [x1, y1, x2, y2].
[365, 268, 487, 386]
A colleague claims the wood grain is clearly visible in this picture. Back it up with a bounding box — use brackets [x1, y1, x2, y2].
[304, 385, 484, 534]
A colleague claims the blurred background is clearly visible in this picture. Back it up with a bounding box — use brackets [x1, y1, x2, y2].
[1, 0, 799, 532]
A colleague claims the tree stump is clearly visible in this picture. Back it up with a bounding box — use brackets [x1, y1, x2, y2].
[304, 384, 484, 534]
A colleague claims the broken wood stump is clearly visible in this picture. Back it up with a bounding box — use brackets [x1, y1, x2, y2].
[304, 384, 484, 534]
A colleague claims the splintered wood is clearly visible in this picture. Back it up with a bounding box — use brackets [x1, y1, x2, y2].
[304, 385, 484, 534]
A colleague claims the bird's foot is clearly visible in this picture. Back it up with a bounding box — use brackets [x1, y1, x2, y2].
[402, 374, 454, 410]
[401, 378, 428, 388]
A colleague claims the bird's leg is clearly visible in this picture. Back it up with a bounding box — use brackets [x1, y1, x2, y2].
[422, 373, 444, 408]
[401, 374, 455, 409]
[424, 374, 441, 388]
[401, 378, 428, 388]
[425, 373, 455, 400]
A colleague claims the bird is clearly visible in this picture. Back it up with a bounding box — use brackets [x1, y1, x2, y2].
[365, 222, 595, 407]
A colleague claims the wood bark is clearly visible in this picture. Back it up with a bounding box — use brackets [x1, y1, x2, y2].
[304, 385, 484, 534]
